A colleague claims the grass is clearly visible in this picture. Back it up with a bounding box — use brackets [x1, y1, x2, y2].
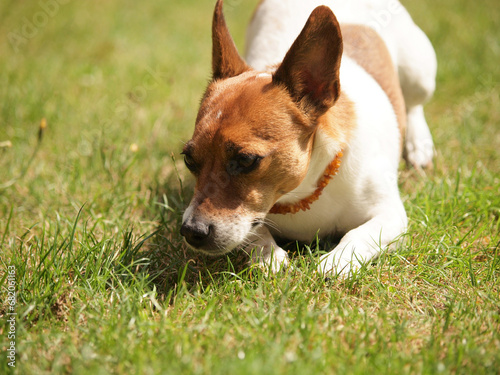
[0, 0, 499, 373]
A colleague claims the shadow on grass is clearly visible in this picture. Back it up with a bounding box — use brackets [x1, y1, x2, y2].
[141, 171, 350, 298]
[141, 177, 360, 300]
[142, 173, 252, 299]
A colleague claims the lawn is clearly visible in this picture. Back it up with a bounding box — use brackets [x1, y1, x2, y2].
[0, 0, 499, 373]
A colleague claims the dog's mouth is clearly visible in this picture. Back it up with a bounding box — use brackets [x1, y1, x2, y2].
[181, 234, 244, 257]
[188, 245, 233, 257]
[181, 214, 266, 256]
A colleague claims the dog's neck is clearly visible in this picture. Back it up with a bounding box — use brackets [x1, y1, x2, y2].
[269, 150, 343, 214]
[269, 88, 355, 212]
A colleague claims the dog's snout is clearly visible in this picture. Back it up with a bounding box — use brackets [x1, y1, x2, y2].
[181, 219, 213, 249]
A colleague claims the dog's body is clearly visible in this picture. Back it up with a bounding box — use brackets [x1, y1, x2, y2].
[180, 0, 437, 275]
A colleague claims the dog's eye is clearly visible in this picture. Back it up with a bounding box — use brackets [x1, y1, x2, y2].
[238, 155, 260, 169]
[227, 154, 262, 176]
[182, 152, 198, 173]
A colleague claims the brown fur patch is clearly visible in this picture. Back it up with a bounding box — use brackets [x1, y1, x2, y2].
[342, 24, 406, 152]
[186, 71, 316, 217]
[317, 91, 356, 148]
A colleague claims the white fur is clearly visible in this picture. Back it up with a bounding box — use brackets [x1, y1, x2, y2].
[246, 0, 437, 168]
[251, 56, 408, 275]
[243, 226, 290, 273]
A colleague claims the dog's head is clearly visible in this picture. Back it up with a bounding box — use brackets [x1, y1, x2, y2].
[181, 0, 343, 254]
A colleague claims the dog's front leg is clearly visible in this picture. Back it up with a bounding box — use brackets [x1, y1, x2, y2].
[242, 225, 289, 272]
[318, 207, 407, 277]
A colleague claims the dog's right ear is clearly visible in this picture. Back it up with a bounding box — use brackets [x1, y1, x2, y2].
[212, 0, 250, 80]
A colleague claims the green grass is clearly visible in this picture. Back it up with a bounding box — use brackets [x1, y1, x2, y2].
[0, 0, 499, 373]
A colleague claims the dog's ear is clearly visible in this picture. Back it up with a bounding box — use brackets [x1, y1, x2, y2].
[212, 0, 250, 80]
[273, 6, 343, 117]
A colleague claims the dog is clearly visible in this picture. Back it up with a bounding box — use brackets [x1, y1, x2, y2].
[180, 0, 437, 275]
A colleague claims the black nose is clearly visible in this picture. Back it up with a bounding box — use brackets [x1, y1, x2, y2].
[180, 219, 212, 249]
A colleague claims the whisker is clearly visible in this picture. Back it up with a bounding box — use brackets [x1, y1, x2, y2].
[262, 217, 281, 234]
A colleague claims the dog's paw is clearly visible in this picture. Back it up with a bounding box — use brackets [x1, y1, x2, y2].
[250, 245, 289, 274]
[242, 226, 289, 273]
[261, 248, 290, 273]
[316, 238, 377, 278]
[405, 105, 435, 169]
[317, 252, 360, 278]
[405, 133, 434, 169]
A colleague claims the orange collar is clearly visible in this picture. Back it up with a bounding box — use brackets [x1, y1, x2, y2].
[269, 151, 343, 215]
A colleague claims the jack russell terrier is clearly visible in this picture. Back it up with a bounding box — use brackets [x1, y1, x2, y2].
[180, 0, 437, 275]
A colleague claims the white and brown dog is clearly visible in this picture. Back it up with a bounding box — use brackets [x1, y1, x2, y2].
[180, 0, 437, 275]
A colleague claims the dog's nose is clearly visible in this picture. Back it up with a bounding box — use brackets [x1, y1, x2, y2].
[180, 219, 212, 249]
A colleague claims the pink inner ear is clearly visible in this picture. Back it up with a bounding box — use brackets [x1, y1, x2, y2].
[302, 70, 328, 101]
[299, 43, 337, 104]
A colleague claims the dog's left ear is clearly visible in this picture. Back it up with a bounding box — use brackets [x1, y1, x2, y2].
[212, 0, 250, 80]
[273, 6, 343, 117]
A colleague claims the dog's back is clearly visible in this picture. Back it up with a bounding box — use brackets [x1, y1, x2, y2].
[341, 24, 406, 151]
